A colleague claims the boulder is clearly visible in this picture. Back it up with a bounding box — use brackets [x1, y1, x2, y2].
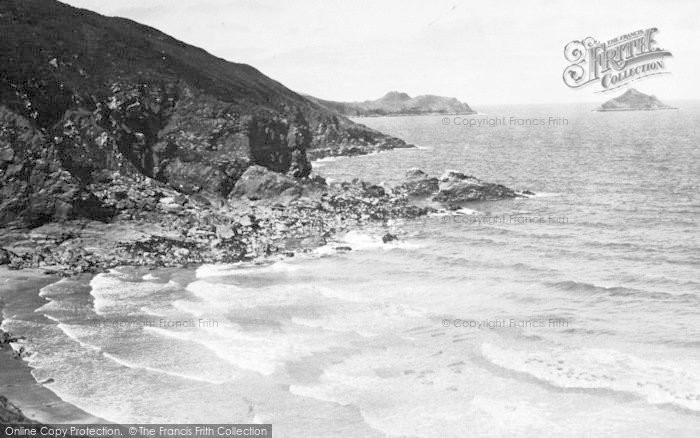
[360, 182, 386, 198]
[0, 248, 10, 265]
[229, 165, 302, 201]
[382, 233, 398, 243]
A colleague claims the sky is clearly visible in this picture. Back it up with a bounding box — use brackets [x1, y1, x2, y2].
[62, 0, 700, 105]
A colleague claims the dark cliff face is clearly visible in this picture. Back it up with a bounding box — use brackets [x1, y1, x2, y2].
[0, 0, 407, 226]
[0, 107, 113, 227]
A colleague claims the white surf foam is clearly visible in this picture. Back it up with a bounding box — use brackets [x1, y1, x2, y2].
[530, 192, 561, 198]
[145, 325, 326, 376]
[55, 323, 103, 352]
[195, 261, 300, 280]
[102, 352, 227, 384]
[340, 230, 423, 251]
[480, 343, 700, 411]
[89, 272, 179, 316]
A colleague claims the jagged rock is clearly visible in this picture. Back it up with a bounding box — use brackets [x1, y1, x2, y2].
[229, 165, 302, 201]
[405, 168, 428, 179]
[0, 248, 10, 265]
[286, 111, 313, 178]
[432, 170, 518, 203]
[359, 182, 386, 198]
[382, 233, 398, 243]
[394, 168, 439, 197]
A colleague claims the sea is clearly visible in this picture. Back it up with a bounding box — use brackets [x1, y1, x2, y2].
[1, 103, 699, 437]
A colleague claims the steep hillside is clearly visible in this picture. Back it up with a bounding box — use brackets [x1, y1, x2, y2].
[0, 0, 409, 226]
[308, 91, 476, 116]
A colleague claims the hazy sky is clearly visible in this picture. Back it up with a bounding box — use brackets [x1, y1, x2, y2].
[63, 0, 700, 105]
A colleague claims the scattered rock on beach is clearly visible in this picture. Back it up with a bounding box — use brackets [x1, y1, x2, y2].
[382, 233, 398, 243]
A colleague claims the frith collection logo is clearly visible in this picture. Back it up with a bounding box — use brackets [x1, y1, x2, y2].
[563, 28, 672, 92]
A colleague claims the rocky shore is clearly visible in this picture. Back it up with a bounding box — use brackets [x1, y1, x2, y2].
[0, 395, 33, 424]
[0, 166, 530, 276]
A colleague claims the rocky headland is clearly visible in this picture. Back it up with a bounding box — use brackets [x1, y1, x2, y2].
[0, 0, 416, 229]
[306, 91, 476, 117]
[0, 0, 531, 277]
[595, 88, 676, 111]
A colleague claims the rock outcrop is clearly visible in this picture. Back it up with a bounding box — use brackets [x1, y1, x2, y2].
[433, 170, 519, 203]
[393, 168, 440, 197]
[393, 169, 523, 206]
[0, 0, 411, 228]
[229, 165, 303, 201]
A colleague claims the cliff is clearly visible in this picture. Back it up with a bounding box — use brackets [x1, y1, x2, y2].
[0, 0, 410, 227]
[595, 88, 676, 111]
[307, 91, 476, 117]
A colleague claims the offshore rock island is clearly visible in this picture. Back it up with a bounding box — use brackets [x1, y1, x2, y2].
[595, 88, 677, 111]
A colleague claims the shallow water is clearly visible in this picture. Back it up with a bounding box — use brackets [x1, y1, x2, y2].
[2, 103, 699, 436]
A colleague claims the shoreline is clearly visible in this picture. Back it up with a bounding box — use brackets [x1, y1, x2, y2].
[0, 269, 104, 424]
[0, 162, 528, 277]
[0, 153, 528, 425]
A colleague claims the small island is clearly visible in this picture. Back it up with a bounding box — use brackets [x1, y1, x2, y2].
[306, 91, 476, 117]
[595, 88, 677, 111]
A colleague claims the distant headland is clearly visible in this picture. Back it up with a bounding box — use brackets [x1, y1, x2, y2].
[306, 91, 476, 117]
